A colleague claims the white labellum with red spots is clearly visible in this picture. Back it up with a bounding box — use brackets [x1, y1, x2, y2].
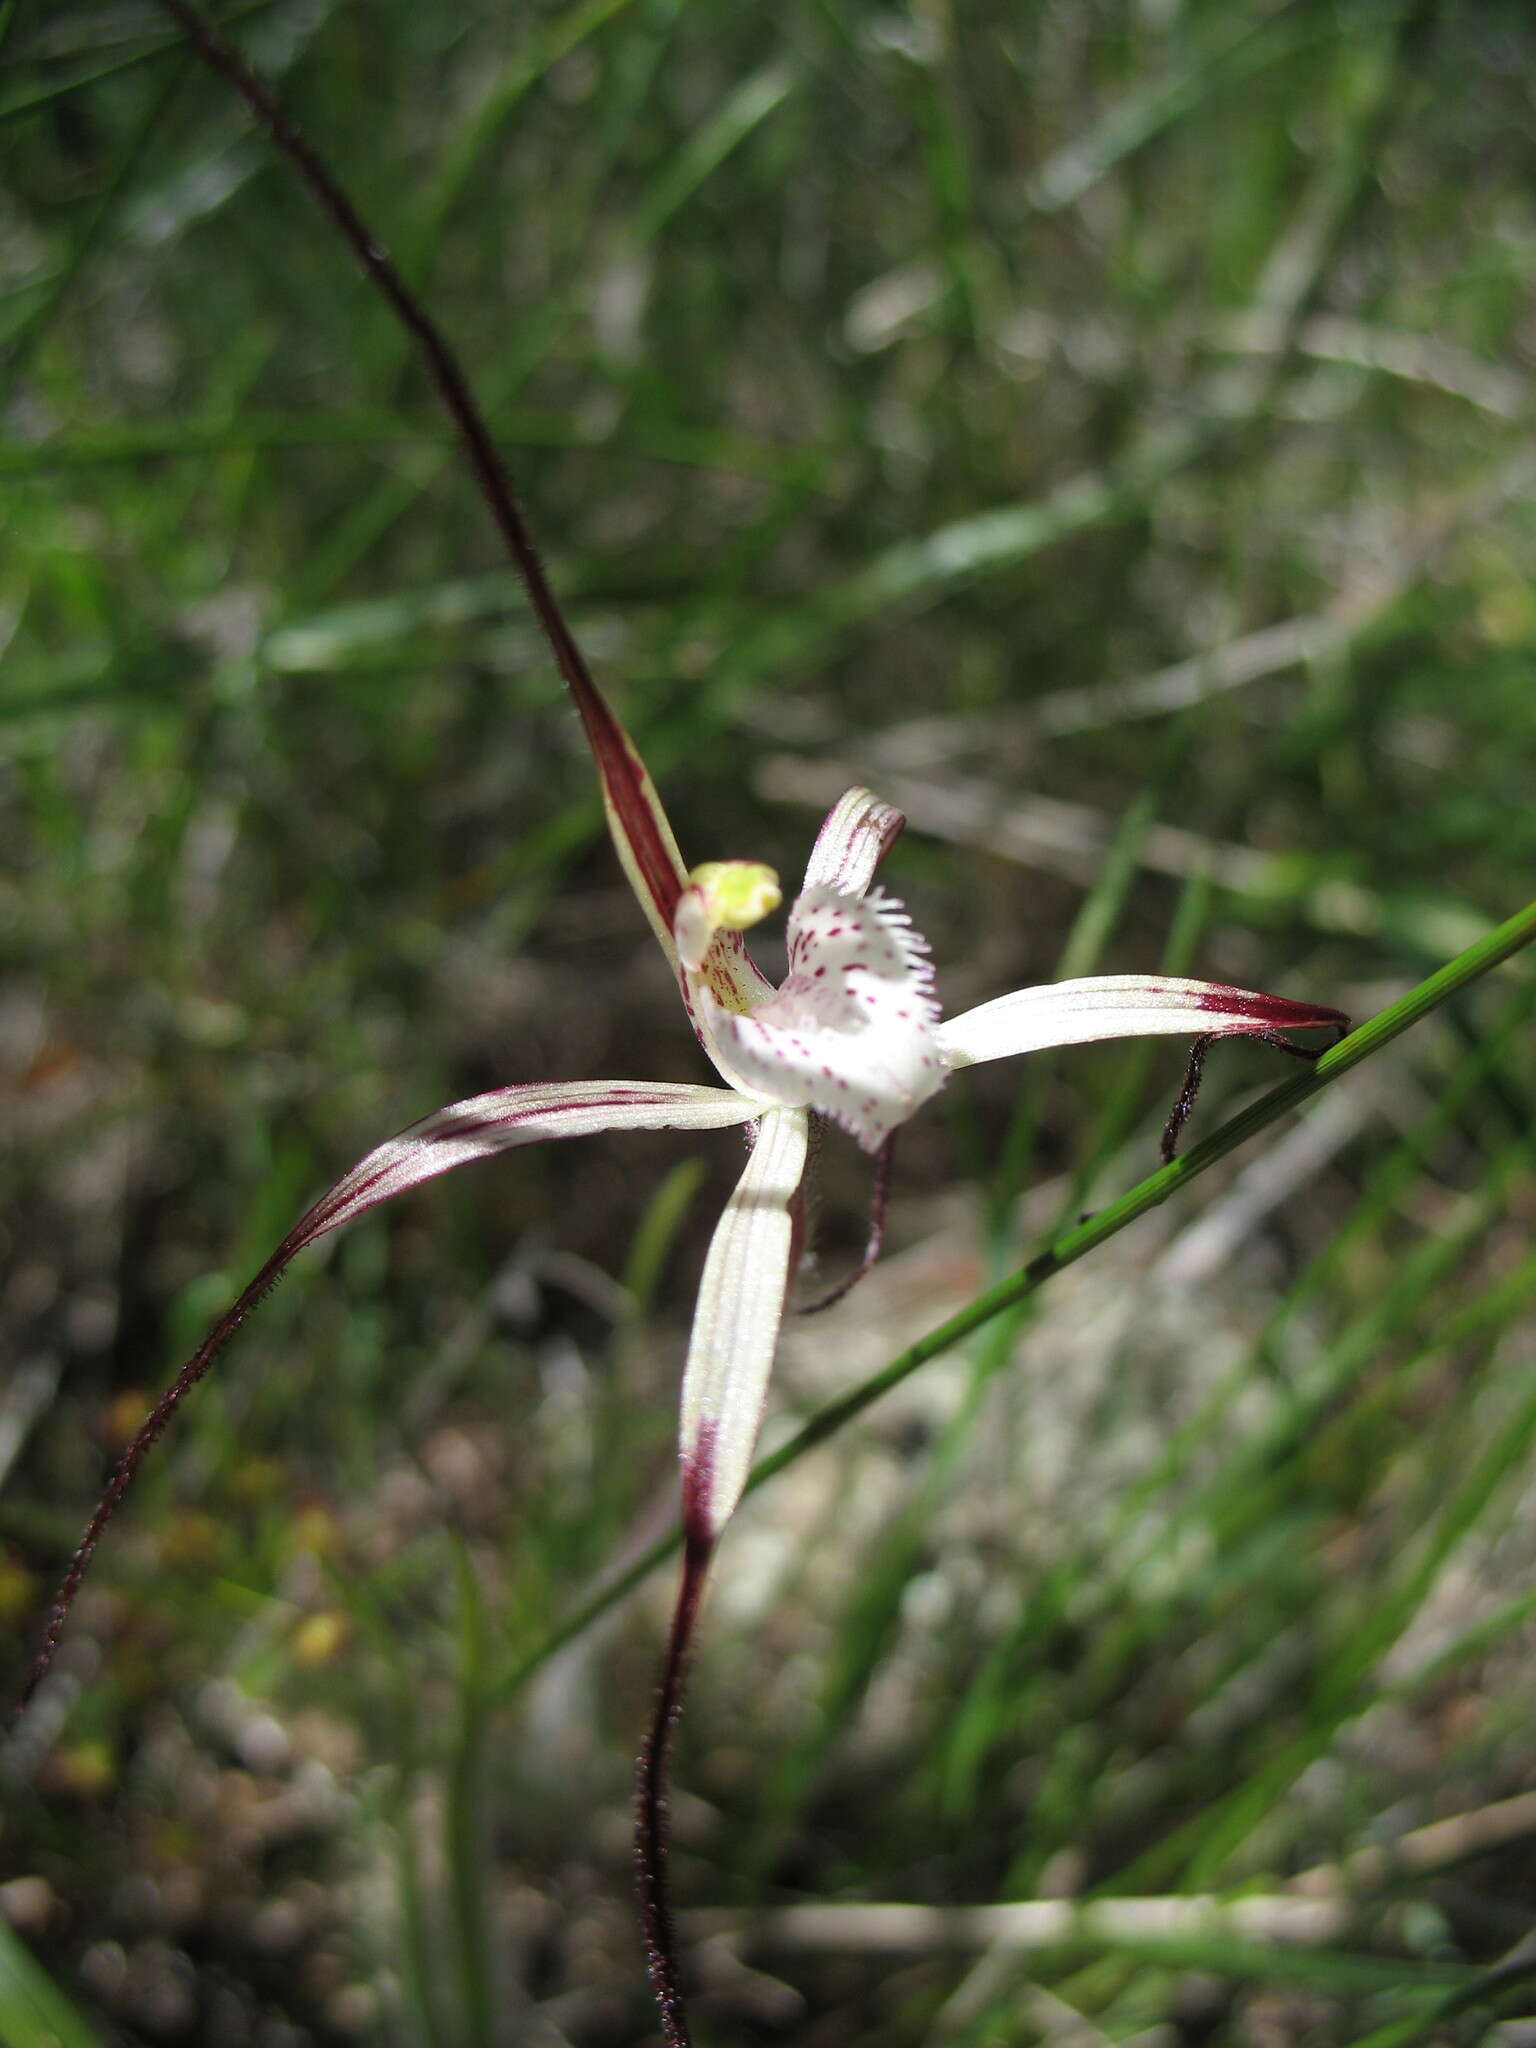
[691, 885, 945, 1150]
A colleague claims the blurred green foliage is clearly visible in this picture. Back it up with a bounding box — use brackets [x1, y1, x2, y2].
[2, 0, 1536, 2042]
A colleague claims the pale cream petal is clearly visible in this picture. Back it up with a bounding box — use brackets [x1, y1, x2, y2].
[679, 1106, 811, 1538]
[939, 975, 1349, 1069]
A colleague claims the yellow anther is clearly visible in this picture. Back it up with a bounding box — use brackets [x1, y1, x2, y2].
[686, 861, 781, 932]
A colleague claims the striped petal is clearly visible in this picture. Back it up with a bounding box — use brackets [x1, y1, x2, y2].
[122, 1078, 764, 1398]
[679, 1106, 811, 1539]
[572, 687, 691, 964]
[24, 1079, 762, 1705]
[939, 975, 1349, 1069]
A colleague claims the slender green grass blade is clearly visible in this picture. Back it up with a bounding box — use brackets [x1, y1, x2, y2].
[0, 1920, 102, 2048]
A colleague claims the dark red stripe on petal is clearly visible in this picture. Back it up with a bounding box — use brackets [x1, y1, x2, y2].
[305, 1092, 710, 1237]
[408, 1096, 655, 1146]
[573, 686, 684, 933]
[1198, 987, 1351, 1036]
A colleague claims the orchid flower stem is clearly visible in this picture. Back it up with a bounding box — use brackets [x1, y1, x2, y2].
[494, 897, 1536, 1706]
[636, 1530, 714, 2048]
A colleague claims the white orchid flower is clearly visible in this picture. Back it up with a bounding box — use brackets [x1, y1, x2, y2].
[24, 664, 1346, 2048]
[27, 677, 1346, 1701]
[558, 702, 1346, 1549]
[541, 699, 1345, 2041]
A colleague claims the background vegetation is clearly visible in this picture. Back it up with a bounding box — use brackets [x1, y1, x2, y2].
[3, 0, 1536, 2042]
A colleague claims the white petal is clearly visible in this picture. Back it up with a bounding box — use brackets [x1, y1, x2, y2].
[939, 975, 1349, 1069]
[799, 787, 906, 897]
[47, 1081, 763, 1614]
[699, 887, 946, 1151]
[308, 1079, 765, 1226]
[679, 1106, 811, 1538]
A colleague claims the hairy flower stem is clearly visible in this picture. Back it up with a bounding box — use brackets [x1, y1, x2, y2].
[1159, 1023, 1343, 1164]
[636, 1528, 714, 2048]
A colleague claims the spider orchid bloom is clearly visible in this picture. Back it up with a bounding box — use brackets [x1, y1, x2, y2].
[568, 705, 1347, 1551]
[24, 23, 1351, 2046]
[562, 710, 1345, 2043]
[24, 691, 1344, 1700]
[25, 677, 1345, 2048]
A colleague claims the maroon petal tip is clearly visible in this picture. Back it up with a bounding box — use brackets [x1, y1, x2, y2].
[1198, 988, 1350, 1037]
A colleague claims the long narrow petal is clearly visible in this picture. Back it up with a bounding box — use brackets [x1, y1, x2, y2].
[295, 1079, 762, 1234]
[24, 1079, 760, 1704]
[939, 975, 1349, 1069]
[679, 1105, 810, 1540]
[799, 786, 906, 897]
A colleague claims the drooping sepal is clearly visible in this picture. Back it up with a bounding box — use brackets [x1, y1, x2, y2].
[678, 1105, 810, 1539]
[283, 1079, 766, 1231]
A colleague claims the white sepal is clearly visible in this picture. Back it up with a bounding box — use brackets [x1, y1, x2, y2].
[679, 1105, 810, 1539]
[300, 1079, 765, 1243]
[939, 974, 1347, 1070]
